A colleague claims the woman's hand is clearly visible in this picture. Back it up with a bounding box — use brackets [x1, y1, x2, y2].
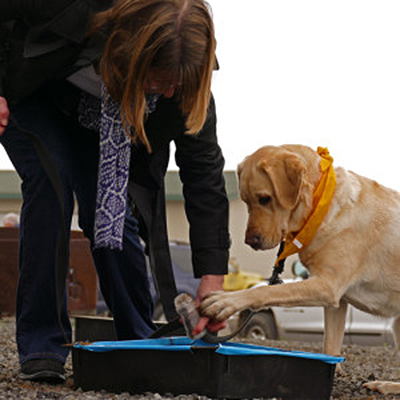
[193, 274, 227, 336]
[0, 97, 9, 136]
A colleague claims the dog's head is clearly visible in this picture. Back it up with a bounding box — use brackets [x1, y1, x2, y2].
[238, 144, 320, 250]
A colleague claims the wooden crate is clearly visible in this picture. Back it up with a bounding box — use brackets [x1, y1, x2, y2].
[0, 228, 98, 316]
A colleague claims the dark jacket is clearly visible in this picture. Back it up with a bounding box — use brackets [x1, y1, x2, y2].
[0, 0, 230, 318]
[0, 0, 110, 101]
[134, 96, 230, 278]
[129, 95, 230, 318]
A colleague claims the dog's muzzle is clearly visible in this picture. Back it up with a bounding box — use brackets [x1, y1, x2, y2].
[245, 233, 264, 250]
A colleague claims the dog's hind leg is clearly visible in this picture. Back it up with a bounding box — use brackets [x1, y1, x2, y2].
[363, 381, 400, 394]
[323, 300, 348, 356]
[392, 316, 400, 356]
[363, 316, 400, 394]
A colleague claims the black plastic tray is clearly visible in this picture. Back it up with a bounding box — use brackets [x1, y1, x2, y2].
[72, 337, 343, 399]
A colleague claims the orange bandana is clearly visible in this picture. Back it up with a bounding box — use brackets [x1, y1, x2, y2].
[274, 147, 336, 266]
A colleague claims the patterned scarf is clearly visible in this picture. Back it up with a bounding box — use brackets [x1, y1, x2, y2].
[79, 87, 159, 249]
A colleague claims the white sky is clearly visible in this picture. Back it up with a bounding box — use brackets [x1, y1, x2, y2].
[2, 1, 400, 191]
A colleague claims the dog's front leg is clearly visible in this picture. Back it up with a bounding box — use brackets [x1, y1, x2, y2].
[200, 276, 341, 322]
[323, 301, 348, 374]
[323, 300, 348, 356]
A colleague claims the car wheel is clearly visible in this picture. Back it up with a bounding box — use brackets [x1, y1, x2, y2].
[240, 311, 278, 341]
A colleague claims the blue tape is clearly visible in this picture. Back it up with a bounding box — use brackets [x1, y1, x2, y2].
[73, 337, 344, 365]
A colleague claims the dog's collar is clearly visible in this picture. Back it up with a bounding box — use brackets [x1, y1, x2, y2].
[274, 147, 337, 268]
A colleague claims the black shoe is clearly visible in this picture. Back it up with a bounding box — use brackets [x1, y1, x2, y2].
[20, 359, 66, 383]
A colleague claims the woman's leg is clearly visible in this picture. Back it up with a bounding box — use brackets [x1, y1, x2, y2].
[1, 83, 156, 368]
[91, 211, 156, 339]
[0, 92, 75, 365]
[69, 115, 156, 340]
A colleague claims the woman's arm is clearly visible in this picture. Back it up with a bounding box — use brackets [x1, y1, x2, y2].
[175, 95, 230, 333]
[174, 95, 231, 278]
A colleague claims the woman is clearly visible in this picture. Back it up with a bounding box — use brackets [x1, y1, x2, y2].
[0, 0, 229, 383]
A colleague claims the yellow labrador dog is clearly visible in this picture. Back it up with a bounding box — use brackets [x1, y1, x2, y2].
[200, 144, 400, 395]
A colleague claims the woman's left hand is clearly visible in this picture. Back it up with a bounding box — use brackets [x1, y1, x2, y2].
[193, 274, 227, 336]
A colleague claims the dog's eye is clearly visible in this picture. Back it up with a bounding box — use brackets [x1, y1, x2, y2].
[259, 196, 271, 206]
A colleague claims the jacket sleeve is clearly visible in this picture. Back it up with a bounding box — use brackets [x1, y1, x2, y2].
[174, 95, 231, 278]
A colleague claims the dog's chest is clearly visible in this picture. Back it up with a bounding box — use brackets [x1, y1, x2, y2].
[344, 281, 400, 318]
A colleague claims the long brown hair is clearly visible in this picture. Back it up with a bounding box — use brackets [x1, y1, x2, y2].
[92, 0, 217, 152]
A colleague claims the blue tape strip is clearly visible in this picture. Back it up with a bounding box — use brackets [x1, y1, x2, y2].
[73, 337, 344, 365]
[214, 341, 344, 364]
[74, 337, 208, 352]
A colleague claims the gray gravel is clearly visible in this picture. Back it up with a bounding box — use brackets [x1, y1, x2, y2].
[1, 316, 400, 399]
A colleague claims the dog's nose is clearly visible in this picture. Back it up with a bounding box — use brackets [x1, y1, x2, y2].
[245, 233, 263, 250]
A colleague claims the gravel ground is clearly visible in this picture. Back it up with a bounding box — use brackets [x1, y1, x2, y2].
[1, 316, 400, 399]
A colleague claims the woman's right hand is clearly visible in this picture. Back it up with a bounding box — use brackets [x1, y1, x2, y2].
[0, 97, 10, 136]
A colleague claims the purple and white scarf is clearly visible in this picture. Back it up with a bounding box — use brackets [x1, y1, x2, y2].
[79, 86, 159, 250]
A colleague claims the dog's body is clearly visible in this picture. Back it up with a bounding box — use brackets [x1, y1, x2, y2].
[200, 144, 400, 394]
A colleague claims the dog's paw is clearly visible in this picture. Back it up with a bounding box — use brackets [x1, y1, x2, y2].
[363, 380, 400, 394]
[199, 291, 241, 322]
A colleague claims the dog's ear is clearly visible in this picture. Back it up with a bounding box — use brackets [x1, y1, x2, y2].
[259, 153, 305, 209]
[237, 159, 246, 179]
